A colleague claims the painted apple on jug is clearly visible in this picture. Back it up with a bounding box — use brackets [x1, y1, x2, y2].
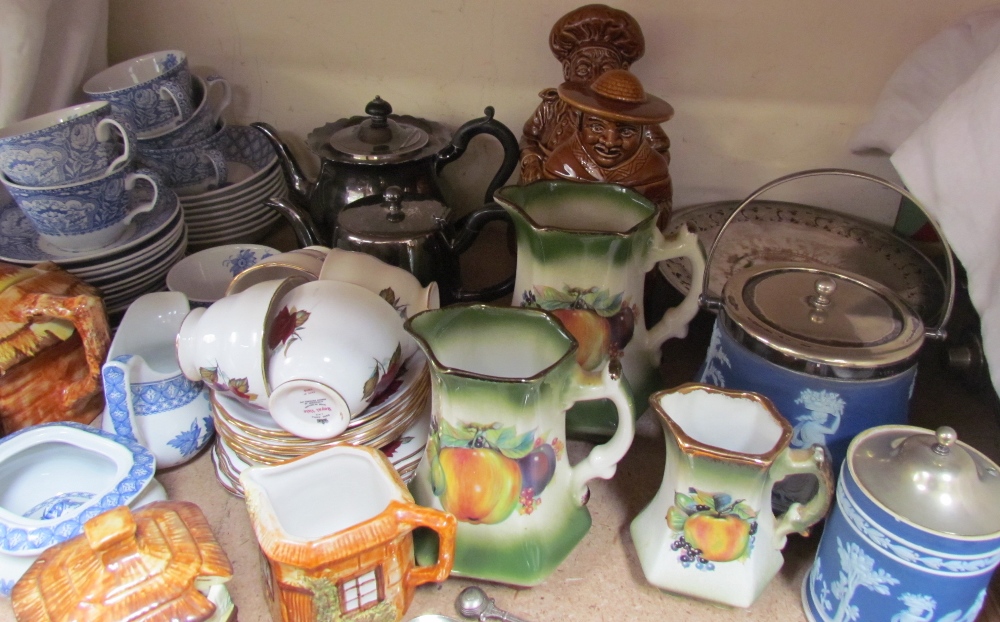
[429, 419, 563, 524]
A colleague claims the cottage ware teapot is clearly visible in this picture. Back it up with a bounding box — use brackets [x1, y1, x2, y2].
[253, 96, 519, 244]
[492, 180, 704, 439]
[696, 169, 955, 489]
[803, 425, 1000, 622]
[630, 383, 833, 608]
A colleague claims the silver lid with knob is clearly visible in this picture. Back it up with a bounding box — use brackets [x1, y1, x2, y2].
[719, 263, 926, 377]
[849, 425, 1000, 537]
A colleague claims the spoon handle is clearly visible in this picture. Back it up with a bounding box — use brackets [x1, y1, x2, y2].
[482, 605, 530, 622]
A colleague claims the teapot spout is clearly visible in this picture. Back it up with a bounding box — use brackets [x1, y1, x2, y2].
[251, 122, 314, 207]
[266, 197, 324, 247]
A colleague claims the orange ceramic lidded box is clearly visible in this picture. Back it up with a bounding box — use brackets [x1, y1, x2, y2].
[241, 444, 456, 622]
[12, 501, 235, 622]
[0, 261, 109, 436]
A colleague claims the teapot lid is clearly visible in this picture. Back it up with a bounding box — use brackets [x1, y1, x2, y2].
[338, 186, 450, 239]
[850, 425, 1000, 536]
[720, 263, 925, 378]
[325, 96, 430, 162]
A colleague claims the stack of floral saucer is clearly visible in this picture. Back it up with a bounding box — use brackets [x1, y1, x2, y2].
[209, 352, 431, 496]
[181, 124, 286, 251]
[0, 183, 185, 321]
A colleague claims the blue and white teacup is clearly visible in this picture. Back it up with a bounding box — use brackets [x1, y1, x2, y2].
[138, 74, 231, 150]
[2, 165, 159, 252]
[0, 102, 131, 186]
[137, 121, 228, 195]
[83, 50, 194, 137]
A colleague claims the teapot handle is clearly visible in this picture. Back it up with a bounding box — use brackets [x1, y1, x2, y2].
[435, 107, 520, 207]
[567, 360, 636, 505]
[447, 201, 515, 302]
[769, 444, 835, 548]
[11, 290, 110, 409]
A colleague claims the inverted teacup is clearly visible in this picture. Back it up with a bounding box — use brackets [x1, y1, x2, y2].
[137, 122, 228, 195]
[83, 50, 193, 137]
[138, 74, 231, 150]
[2, 165, 159, 252]
[0, 101, 131, 186]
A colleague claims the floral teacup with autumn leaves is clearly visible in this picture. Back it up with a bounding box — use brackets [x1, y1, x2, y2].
[177, 277, 306, 412]
[176, 276, 410, 440]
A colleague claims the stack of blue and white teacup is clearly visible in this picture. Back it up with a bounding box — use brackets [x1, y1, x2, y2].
[0, 99, 159, 255]
[83, 50, 232, 197]
[85, 49, 284, 250]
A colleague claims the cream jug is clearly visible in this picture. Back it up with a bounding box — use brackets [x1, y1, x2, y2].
[406, 304, 635, 587]
[492, 180, 704, 439]
[630, 383, 833, 608]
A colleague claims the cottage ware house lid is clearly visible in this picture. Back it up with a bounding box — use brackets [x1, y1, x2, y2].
[850, 426, 1000, 537]
[720, 263, 925, 377]
[11, 501, 234, 622]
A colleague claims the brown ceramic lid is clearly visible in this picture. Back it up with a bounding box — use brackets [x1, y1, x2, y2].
[558, 69, 674, 123]
[12, 501, 233, 622]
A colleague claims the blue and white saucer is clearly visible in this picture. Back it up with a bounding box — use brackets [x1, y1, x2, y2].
[0, 184, 180, 265]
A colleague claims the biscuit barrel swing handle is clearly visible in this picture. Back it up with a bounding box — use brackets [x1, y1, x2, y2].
[699, 168, 955, 340]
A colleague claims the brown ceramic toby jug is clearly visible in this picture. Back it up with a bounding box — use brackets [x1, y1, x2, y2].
[0, 261, 109, 435]
[241, 444, 456, 622]
[492, 180, 704, 439]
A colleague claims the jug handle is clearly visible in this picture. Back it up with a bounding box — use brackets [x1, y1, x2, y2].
[12, 291, 110, 408]
[100, 355, 146, 447]
[447, 202, 515, 302]
[393, 501, 457, 590]
[568, 360, 637, 504]
[769, 444, 835, 548]
[644, 225, 706, 362]
[435, 107, 520, 207]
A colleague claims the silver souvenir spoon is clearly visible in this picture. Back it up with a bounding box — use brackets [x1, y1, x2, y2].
[456, 586, 530, 622]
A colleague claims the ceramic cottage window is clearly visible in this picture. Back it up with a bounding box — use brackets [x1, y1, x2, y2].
[339, 566, 384, 614]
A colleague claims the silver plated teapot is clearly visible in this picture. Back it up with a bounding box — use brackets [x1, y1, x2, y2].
[253, 96, 519, 246]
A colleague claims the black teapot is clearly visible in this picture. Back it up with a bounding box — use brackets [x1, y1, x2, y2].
[252, 96, 519, 245]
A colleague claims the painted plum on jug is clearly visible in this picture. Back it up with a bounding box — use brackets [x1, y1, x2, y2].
[521, 285, 637, 372]
[429, 419, 563, 524]
[666, 487, 758, 571]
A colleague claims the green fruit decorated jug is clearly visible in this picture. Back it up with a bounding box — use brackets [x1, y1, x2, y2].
[492, 181, 705, 439]
[406, 304, 635, 587]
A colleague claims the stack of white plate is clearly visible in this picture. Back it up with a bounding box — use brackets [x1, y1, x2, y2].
[181, 124, 286, 250]
[209, 352, 431, 497]
[0, 183, 185, 320]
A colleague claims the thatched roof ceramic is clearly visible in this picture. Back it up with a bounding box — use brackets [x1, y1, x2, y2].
[12, 501, 233, 622]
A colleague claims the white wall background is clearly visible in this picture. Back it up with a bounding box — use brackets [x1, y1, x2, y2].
[109, 0, 994, 222]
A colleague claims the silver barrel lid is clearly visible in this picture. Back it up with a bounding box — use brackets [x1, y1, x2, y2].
[720, 263, 925, 378]
[850, 425, 1000, 537]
